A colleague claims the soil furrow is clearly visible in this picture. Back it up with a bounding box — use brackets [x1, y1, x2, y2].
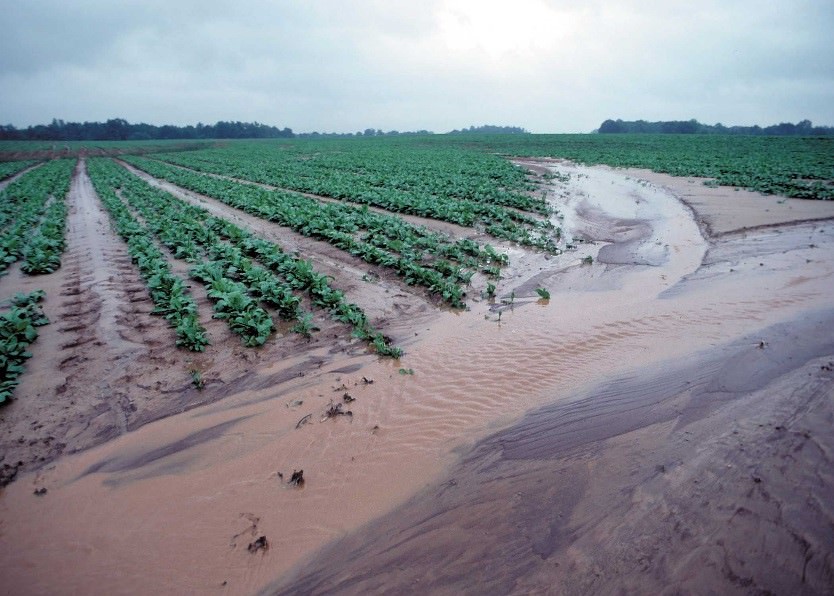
[116, 159, 438, 337]
[0, 159, 178, 482]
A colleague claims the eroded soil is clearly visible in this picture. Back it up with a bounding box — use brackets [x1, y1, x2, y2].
[271, 310, 834, 595]
[1, 158, 833, 594]
[0, 159, 430, 485]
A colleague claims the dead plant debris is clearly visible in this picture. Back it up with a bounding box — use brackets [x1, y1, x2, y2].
[323, 402, 352, 421]
[247, 536, 269, 554]
[289, 469, 305, 487]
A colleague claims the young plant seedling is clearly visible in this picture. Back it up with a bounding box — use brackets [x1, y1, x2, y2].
[535, 287, 550, 300]
[483, 282, 496, 300]
[190, 369, 205, 390]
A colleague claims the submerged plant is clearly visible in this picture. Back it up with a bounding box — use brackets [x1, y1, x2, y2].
[371, 333, 403, 359]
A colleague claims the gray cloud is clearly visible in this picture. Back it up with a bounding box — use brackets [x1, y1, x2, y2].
[1, 0, 832, 132]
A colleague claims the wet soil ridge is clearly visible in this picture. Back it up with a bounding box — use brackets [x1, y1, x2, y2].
[82, 415, 251, 483]
[267, 309, 834, 595]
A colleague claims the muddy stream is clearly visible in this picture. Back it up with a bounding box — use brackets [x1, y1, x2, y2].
[1, 162, 833, 594]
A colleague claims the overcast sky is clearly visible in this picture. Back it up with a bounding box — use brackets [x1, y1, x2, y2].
[1, 0, 832, 133]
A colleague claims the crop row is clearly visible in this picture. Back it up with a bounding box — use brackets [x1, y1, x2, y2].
[148, 146, 559, 250]
[0, 159, 74, 276]
[97, 160, 284, 348]
[0, 290, 49, 403]
[86, 159, 210, 351]
[122, 156, 511, 307]
[90, 159, 402, 356]
[155, 139, 546, 211]
[0, 160, 38, 181]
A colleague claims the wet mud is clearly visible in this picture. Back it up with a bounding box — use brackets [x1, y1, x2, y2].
[268, 309, 834, 595]
[615, 166, 834, 237]
[1, 159, 833, 594]
[0, 160, 393, 485]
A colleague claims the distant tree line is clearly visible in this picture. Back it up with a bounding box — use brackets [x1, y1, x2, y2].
[296, 128, 434, 139]
[297, 125, 529, 138]
[0, 118, 295, 141]
[598, 118, 834, 136]
[448, 125, 529, 135]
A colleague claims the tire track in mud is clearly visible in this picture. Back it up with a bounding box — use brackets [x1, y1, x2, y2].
[0, 160, 195, 483]
[51, 160, 167, 441]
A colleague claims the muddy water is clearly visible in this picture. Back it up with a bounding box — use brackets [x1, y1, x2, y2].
[1, 164, 833, 594]
[269, 309, 834, 595]
[617, 166, 834, 235]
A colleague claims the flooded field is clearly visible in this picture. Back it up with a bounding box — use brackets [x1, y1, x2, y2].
[2, 160, 833, 594]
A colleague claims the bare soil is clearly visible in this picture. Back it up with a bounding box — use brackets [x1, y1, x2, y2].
[0, 142, 211, 163]
[1, 158, 833, 595]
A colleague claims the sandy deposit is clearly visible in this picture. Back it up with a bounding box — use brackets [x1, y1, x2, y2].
[1, 159, 833, 594]
[603, 165, 834, 236]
